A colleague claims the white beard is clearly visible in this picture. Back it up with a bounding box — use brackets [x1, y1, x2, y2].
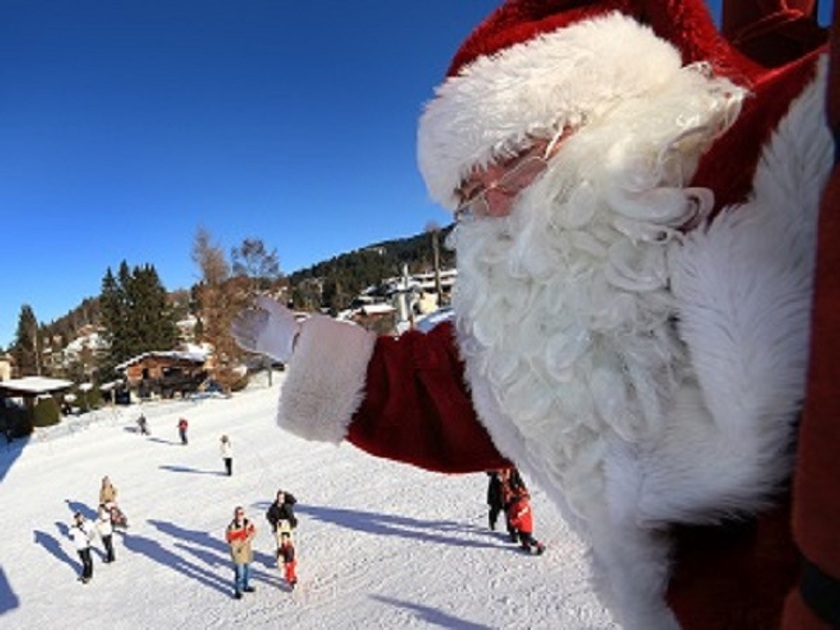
[451, 62, 739, 518]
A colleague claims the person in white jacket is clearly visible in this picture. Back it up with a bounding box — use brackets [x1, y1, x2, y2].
[96, 503, 115, 563]
[70, 512, 95, 583]
[220, 435, 233, 476]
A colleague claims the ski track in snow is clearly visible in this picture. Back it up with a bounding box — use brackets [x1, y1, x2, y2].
[0, 372, 617, 629]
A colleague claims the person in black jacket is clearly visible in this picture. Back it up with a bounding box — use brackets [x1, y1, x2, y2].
[266, 489, 297, 562]
[486, 470, 504, 531]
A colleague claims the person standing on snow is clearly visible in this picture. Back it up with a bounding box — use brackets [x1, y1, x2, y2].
[98, 475, 117, 505]
[177, 418, 189, 445]
[96, 503, 116, 563]
[485, 470, 505, 532]
[266, 489, 298, 554]
[70, 512, 95, 583]
[278, 531, 297, 590]
[225, 506, 256, 599]
[220, 435, 233, 476]
[99, 475, 128, 529]
[507, 489, 546, 555]
[498, 467, 528, 543]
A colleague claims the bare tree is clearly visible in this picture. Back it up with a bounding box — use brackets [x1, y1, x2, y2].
[230, 237, 284, 385]
[231, 238, 281, 293]
[191, 227, 247, 393]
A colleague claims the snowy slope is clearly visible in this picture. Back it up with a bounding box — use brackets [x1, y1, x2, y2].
[0, 373, 617, 629]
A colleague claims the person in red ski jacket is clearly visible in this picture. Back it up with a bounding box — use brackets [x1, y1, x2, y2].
[507, 490, 545, 556]
[278, 531, 297, 590]
[225, 506, 256, 599]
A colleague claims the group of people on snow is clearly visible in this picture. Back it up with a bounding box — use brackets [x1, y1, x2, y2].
[70, 476, 128, 584]
[223, 489, 299, 598]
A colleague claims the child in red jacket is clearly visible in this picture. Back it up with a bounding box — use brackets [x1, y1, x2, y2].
[278, 531, 297, 589]
[507, 491, 545, 556]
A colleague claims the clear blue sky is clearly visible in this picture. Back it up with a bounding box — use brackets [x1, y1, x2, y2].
[0, 1, 832, 349]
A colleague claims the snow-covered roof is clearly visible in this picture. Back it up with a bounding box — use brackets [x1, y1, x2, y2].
[0, 375, 74, 394]
[65, 331, 108, 354]
[360, 303, 395, 315]
[114, 349, 207, 371]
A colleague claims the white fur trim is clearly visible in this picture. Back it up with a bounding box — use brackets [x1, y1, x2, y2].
[277, 315, 376, 443]
[665, 56, 831, 518]
[418, 12, 685, 208]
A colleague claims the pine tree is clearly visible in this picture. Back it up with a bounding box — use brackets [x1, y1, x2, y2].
[11, 304, 41, 377]
[98, 261, 179, 380]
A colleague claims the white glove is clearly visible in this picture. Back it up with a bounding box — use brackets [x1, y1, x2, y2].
[231, 296, 301, 363]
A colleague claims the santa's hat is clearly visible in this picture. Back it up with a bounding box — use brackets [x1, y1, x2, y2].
[417, 0, 767, 210]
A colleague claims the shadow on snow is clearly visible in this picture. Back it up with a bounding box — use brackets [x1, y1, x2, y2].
[158, 464, 226, 477]
[371, 594, 493, 630]
[253, 502, 497, 550]
[0, 436, 29, 483]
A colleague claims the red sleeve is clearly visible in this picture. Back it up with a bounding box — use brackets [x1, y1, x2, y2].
[346, 321, 510, 474]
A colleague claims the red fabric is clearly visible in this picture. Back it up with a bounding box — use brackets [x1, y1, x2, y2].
[448, 0, 760, 80]
[225, 520, 254, 544]
[722, 0, 825, 68]
[779, 172, 840, 630]
[666, 497, 799, 629]
[284, 559, 297, 585]
[780, 1, 840, 626]
[347, 322, 510, 474]
[692, 46, 824, 213]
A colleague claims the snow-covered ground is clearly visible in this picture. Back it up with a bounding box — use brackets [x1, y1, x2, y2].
[0, 373, 617, 629]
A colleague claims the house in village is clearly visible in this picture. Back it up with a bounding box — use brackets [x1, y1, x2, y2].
[349, 301, 398, 335]
[0, 375, 75, 437]
[115, 345, 212, 400]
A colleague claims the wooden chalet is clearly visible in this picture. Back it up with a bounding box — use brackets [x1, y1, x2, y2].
[115, 349, 209, 399]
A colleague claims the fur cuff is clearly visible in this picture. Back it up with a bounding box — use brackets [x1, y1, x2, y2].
[277, 315, 377, 443]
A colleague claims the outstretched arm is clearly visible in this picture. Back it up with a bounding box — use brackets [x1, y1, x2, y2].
[233, 298, 509, 474]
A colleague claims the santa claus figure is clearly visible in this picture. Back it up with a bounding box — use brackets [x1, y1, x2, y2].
[233, 1, 834, 628]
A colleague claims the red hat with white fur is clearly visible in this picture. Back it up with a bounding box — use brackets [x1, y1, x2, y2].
[416, 0, 780, 211]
